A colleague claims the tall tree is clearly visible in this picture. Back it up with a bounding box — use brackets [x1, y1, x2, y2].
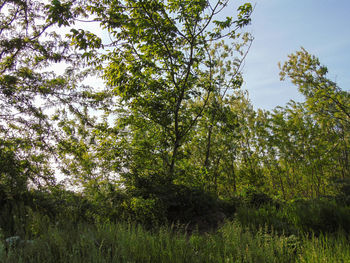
[0, 0, 92, 192]
[280, 48, 350, 184]
[79, 0, 253, 186]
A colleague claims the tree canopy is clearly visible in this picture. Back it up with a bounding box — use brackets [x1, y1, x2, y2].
[1, 0, 349, 232]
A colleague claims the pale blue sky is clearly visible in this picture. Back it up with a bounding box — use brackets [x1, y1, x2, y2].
[232, 0, 350, 109]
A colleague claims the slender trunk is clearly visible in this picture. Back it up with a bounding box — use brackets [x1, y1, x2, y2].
[169, 136, 180, 178]
[213, 154, 222, 196]
[276, 165, 286, 199]
[231, 157, 236, 192]
[204, 124, 213, 169]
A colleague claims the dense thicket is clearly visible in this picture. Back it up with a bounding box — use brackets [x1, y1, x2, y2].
[1, 1, 350, 259]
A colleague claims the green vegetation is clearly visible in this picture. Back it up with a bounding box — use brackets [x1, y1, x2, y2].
[1, 0, 349, 262]
[1, 189, 350, 262]
[1, 218, 350, 263]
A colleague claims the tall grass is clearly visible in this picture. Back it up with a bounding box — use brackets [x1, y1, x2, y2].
[1, 220, 349, 263]
[297, 232, 350, 263]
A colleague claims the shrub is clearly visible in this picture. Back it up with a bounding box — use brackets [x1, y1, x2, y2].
[162, 184, 224, 231]
[219, 196, 242, 218]
[241, 186, 274, 208]
[287, 198, 350, 235]
[235, 204, 296, 235]
[123, 197, 166, 227]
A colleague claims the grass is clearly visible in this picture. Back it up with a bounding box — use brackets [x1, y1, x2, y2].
[2, 220, 350, 263]
[297, 232, 350, 263]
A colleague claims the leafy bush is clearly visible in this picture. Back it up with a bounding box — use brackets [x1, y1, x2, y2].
[119, 176, 225, 230]
[123, 197, 166, 227]
[235, 204, 297, 235]
[287, 198, 350, 235]
[234, 197, 350, 236]
[219, 196, 242, 218]
[160, 184, 225, 231]
[333, 177, 350, 205]
[241, 186, 275, 208]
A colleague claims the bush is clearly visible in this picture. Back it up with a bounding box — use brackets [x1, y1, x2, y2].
[219, 196, 242, 218]
[122, 177, 225, 230]
[333, 177, 350, 205]
[235, 204, 296, 235]
[161, 184, 225, 231]
[123, 197, 166, 227]
[287, 198, 350, 235]
[241, 186, 274, 208]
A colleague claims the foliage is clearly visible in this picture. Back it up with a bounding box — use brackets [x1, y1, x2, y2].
[287, 198, 350, 235]
[2, 1, 350, 262]
[70, 0, 254, 190]
[0, 0, 98, 192]
[2, 218, 350, 263]
[0, 220, 299, 263]
[279, 48, 350, 184]
[233, 196, 350, 237]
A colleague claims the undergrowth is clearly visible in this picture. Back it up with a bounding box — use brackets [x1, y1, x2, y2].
[1, 220, 350, 263]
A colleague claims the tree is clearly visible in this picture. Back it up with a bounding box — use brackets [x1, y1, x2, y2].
[279, 48, 350, 126]
[77, 0, 253, 187]
[0, 0, 93, 190]
[280, 48, 350, 184]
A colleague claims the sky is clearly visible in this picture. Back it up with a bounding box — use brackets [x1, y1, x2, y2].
[231, 0, 350, 110]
